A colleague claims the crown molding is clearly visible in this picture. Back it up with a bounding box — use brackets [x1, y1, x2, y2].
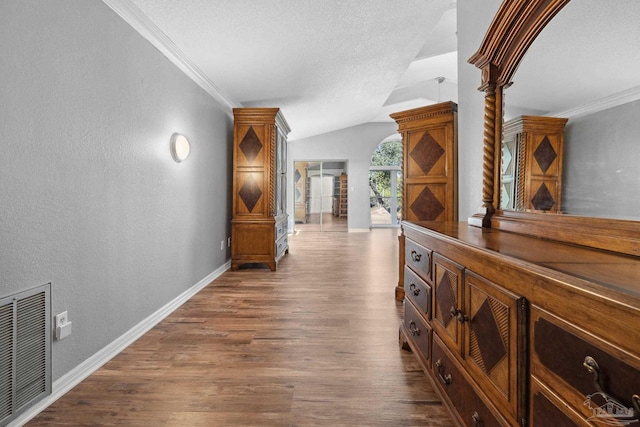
[549, 85, 640, 119]
[102, 0, 238, 113]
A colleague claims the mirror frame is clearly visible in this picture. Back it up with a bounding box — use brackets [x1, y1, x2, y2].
[468, 0, 640, 257]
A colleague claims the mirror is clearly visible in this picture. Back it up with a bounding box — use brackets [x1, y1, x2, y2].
[468, 0, 640, 256]
[502, 0, 640, 220]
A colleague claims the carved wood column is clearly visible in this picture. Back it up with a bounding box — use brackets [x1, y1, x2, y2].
[481, 84, 498, 226]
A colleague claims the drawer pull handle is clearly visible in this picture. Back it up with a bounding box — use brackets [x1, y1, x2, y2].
[583, 356, 640, 416]
[449, 306, 468, 323]
[409, 321, 421, 337]
[435, 359, 452, 385]
[410, 250, 422, 262]
[583, 356, 601, 389]
[472, 412, 481, 427]
[409, 283, 420, 296]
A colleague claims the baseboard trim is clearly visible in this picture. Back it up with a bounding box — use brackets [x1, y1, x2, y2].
[348, 228, 371, 233]
[10, 261, 231, 426]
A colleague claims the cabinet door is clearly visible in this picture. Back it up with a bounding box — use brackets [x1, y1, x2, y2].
[432, 253, 464, 355]
[464, 271, 527, 424]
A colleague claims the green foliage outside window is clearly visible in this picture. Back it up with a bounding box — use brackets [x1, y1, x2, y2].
[370, 140, 402, 210]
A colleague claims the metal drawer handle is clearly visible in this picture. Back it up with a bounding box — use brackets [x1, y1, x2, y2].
[583, 356, 640, 416]
[472, 412, 481, 427]
[435, 359, 452, 385]
[409, 321, 420, 337]
[409, 283, 420, 296]
[410, 250, 422, 262]
[449, 306, 468, 323]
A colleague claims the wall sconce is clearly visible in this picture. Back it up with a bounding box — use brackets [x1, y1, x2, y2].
[170, 133, 190, 162]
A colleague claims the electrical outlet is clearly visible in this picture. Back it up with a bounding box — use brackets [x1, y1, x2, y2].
[55, 311, 73, 340]
[220, 240, 225, 250]
[55, 311, 68, 328]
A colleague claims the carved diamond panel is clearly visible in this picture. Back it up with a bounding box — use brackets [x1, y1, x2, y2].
[410, 186, 445, 221]
[239, 126, 263, 163]
[531, 183, 555, 211]
[437, 271, 457, 328]
[470, 298, 508, 373]
[533, 136, 557, 174]
[239, 175, 262, 212]
[410, 131, 445, 174]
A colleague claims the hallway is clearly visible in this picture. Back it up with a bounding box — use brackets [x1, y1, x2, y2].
[28, 229, 453, 426]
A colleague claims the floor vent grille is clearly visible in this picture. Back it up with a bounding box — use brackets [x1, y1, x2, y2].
[0, 283, 51, 427]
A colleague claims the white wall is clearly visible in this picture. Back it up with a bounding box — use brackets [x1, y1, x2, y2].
[563, 100, 640, 219]
[288, 122, 398, 231]
[456, 0, 503, 219]
[0, 0, 232, 382]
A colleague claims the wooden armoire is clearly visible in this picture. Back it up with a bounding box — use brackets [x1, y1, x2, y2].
[231, 108, 290, 271]
[390, 102, 458, 300]
[501, 116, 567, 213]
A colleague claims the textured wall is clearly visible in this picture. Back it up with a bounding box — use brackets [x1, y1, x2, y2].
[288, 122, 398, 231]
[456, 0, 502, 220]
[563, 101, 640, 220]
[0, 0, 232, 381]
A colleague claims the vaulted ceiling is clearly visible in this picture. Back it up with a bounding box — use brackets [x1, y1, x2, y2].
[109, 0, 458, 140]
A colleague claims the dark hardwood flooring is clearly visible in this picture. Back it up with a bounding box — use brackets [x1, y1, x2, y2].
[28, 229, 453, 426]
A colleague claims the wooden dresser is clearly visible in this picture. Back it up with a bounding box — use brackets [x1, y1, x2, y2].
[231, 108, 290, 271]
[400, 221, 640, 426]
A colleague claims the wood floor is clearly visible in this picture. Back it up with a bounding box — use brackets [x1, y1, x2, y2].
[28, 229, 454, 426]
[294, 212, 348, 232]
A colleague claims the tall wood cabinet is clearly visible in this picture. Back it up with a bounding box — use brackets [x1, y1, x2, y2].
[231, 108, 290, 271]
[390, 102, 458, 301]
[501, 116, 568, 212]
[333, 174, 348, 217]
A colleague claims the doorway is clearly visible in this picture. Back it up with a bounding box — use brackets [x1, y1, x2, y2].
[369, 139, 403, 227]
[293, 161, 348, 232]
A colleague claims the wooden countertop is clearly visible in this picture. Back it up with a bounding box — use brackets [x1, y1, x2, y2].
[403, 221, 640, 300]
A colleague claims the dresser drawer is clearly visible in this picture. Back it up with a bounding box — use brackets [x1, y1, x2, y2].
[405, 238, 432, 283]
[275, 217, 287, 241]
[275, 234, 288, 259]
[404, 266, 431, 318]
[530, 377, 589, 427]
[404, 299, 432, 365]
[431, 335, 507, 427]
[531, 306, 640, 422]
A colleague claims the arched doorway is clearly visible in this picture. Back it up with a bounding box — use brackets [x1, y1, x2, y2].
[369, 137, 402, 227]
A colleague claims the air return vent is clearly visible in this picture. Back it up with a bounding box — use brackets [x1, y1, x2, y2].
[0, 283, 51, 427]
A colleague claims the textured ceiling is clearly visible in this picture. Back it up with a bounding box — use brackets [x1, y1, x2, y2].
[124, 0, 458, 140]
[113, 1, 638, 139]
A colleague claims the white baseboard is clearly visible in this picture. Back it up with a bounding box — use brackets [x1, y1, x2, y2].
[348, 228, 371, 233]
[10, 261, 231, 427]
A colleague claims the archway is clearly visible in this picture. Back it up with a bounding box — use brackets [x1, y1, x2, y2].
[369, 135, 402, 227]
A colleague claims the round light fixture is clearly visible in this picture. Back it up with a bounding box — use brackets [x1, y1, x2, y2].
[170, 133, 190, 162]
